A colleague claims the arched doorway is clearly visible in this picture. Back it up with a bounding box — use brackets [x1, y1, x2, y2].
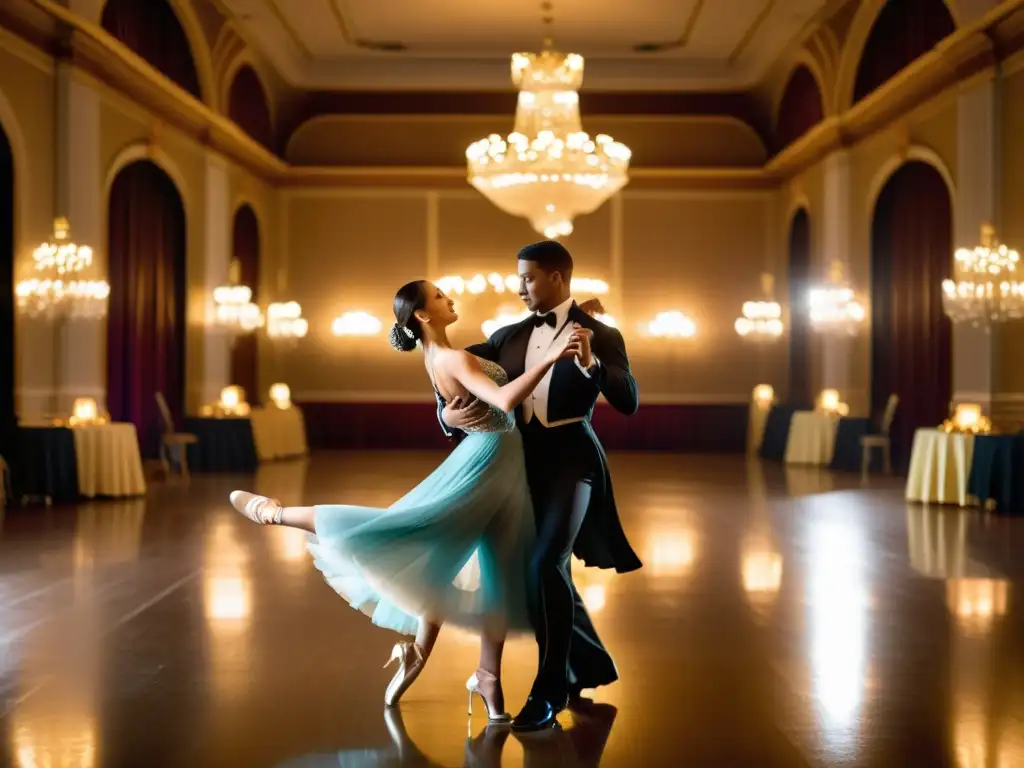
[787, 208, 812, 409]
[870, 161, 952, 468]
[230, 204, 260, 404]
[0, 122, 13, 462]
[106, 160, 187, 458]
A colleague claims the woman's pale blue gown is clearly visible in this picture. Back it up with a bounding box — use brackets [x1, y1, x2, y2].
[308, 358, 535, 636]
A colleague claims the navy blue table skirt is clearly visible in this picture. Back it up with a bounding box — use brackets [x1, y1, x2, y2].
[829, 417, 883, 473]
[183, 417, 258, 474]
[967, 434, 1024, 515]
[11, 426, 79, 504]
[759, 405, 797, 462]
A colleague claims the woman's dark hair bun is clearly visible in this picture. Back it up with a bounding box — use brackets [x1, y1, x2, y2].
[388, 322, 418, 352]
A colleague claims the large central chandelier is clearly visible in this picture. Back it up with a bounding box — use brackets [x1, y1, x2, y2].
[15, 217, 109, 319]
[942, 223, 1024, 328]
[466, 45, 631, 238]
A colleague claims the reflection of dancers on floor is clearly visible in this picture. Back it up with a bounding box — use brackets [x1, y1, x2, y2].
[229, 276, 586, 722]
[274, 700, 618, 768]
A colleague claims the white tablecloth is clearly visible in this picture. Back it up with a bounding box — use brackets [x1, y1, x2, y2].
[784, 411, 840, 465]
[905, 428, 975, 506]
[72, 422, 147, 498]
[249, 406, 309, 461]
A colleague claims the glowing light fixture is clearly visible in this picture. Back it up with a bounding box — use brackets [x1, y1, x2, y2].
[942, 223, 1024, 328]
[69, 397, 104, 427]
[753, 384, 775, 408]
[645, 311, 696, 338]
[15, 217, 109, 319]
[266, 302, 308, 340]
[809, 261, 865, 336]
[940, 403, 991, 434]
[735, 274, 783, 340]
[268, 383, 291, 410]
[213, 261, 263, 333]
[331, 311, 382, 337]
[466, 40, 631, 238]
[436, 273, 608, 296]
[482, 309, 531, 337]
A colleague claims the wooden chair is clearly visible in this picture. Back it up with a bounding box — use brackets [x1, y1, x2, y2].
[860, 394, 899, 480]
[155, 393, 198, 479]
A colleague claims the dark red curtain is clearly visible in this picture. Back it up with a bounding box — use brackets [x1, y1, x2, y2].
[101, 0, 202, 100]
[106, 160, 187, 458]
[871, 161, 952, 469]
[228, 66, 275, 152]
[787, 209, 813, 409]
[776, 65, 824, 151]
[854, 0, 955, 103]
[230, 205, 260, 405]
[0, 127, 13, 463]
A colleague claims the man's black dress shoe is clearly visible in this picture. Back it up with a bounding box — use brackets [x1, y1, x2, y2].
[511, 696, 560, 731]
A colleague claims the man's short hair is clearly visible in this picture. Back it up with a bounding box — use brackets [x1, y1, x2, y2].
[517, 240, 574, 278]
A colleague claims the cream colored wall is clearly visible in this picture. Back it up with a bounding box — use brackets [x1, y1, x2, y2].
[778, 93, 958, 414]
[279, 188, 781, 404]
[996, 67, 1024, 403]
[1, 29, 281, 416]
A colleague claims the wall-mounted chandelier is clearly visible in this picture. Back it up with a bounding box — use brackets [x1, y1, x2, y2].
[735, 273, 783, 341]
[465, 5, 630, 238]
[942, 223, 1024, 328]
[266, 301, 308, 341]
[213, 260, 263, 334]
[808, 261, 865, 336]
[15, 217, 109, 319]
[436, 272, 609, 297]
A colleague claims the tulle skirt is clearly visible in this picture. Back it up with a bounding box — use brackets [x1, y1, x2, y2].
[308, 429, 535, 636]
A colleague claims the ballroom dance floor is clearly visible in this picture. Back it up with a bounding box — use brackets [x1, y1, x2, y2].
[1, 452, 1023, 767]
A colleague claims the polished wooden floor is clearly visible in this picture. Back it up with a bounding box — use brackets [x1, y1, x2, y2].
[1, 453, 1022, 767]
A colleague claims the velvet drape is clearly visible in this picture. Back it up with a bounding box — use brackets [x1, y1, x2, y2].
[0, 128, 14, 463]
[227, 66, 275, 152]
[106, 160, 187, 459]
[788, 209, 813, 409]
[776, 65, 824, 151]
[230, 205, 260, 405]
[101, 0, 202, 100]
[854, 0, 955, 104]
[871, 161, 953, 469]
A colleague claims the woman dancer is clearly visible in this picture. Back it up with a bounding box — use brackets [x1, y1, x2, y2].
[228, 280, 587, 722]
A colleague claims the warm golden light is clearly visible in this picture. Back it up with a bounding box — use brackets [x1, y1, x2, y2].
[266, 301, 308, 340]
[268, 383, 291, 410]
[647, 530, 696, 577]
[15, 217, 109, 319]
[946, 578, 1009, 632]
[645, 311, 697, 338]
[213, 262, 263, 333]
[819, 389, 840, 412]
[955, 404, 981, 431]
[68, 398, 104, 427]
[742, 550, 783, 594]
[220, 386, 243, 410]
[943, 223, 1024, 327]
[205, 575, 251, 621]
[581, 584, 606, 613]
[753, 384, 775, 408]
[436, 273, 608, 296]
[331, 311, 382, 336]
[482, 308, 531, 337]
[12, 718, 96, 768]
[809, 262, 866, 336]
[467, 49, 630, 237]
[593, 312, 617, 327]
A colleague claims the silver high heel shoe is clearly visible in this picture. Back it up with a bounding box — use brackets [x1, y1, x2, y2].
[466, 670, 512, 724]
[383, 642, 426, 707]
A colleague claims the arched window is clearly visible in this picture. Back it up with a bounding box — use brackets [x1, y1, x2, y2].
[776, 65, 824, 150]
[228, 66, 275, 150]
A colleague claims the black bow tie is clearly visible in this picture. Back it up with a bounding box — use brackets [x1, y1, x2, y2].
[533, 313, 557, 328]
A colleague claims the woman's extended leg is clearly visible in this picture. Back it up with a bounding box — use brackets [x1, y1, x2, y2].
[230, 491, 316, 531]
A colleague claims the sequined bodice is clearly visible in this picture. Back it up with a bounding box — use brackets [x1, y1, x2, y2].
[437, 357, 516, 434]
[463, 358, 516, 433]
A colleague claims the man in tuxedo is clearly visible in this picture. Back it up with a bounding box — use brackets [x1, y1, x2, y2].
[438, 240, 641, 730]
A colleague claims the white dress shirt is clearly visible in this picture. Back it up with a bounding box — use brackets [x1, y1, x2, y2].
[522, 297, 599, 426]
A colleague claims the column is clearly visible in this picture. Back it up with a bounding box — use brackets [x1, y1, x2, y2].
[819, 149, 861, 410]
[952, 76, 1000, 415]
[55, 62, 105, 414]
[201, 152, 231, 407]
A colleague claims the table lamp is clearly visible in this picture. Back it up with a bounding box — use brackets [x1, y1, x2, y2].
[753, 384, 775, 409]
[218, 386, 249, 416]
[269, 383, 291, 410]
[69, 397, 101, 426]
[819, 389, 840, 413]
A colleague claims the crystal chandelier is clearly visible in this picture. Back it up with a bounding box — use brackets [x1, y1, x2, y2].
[466, 34, 630, 238]
[15, 217, 109, 319]
[808, 261, 866, 336]
[266, 301, 308, 340]
[735, 273, 783, 340]
[213, 261, 263, 333]
[942, 223, 1024, 328]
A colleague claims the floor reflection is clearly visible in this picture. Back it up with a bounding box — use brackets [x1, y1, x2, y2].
[275, 699, 617, 767]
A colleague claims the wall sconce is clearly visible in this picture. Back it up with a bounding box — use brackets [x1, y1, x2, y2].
[267, 302, 308, 340]
[753, 384, 775, 409]
[331, 311, 382, 336]
[268, 383, 292, 410]
[645, 311, 696, 338]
